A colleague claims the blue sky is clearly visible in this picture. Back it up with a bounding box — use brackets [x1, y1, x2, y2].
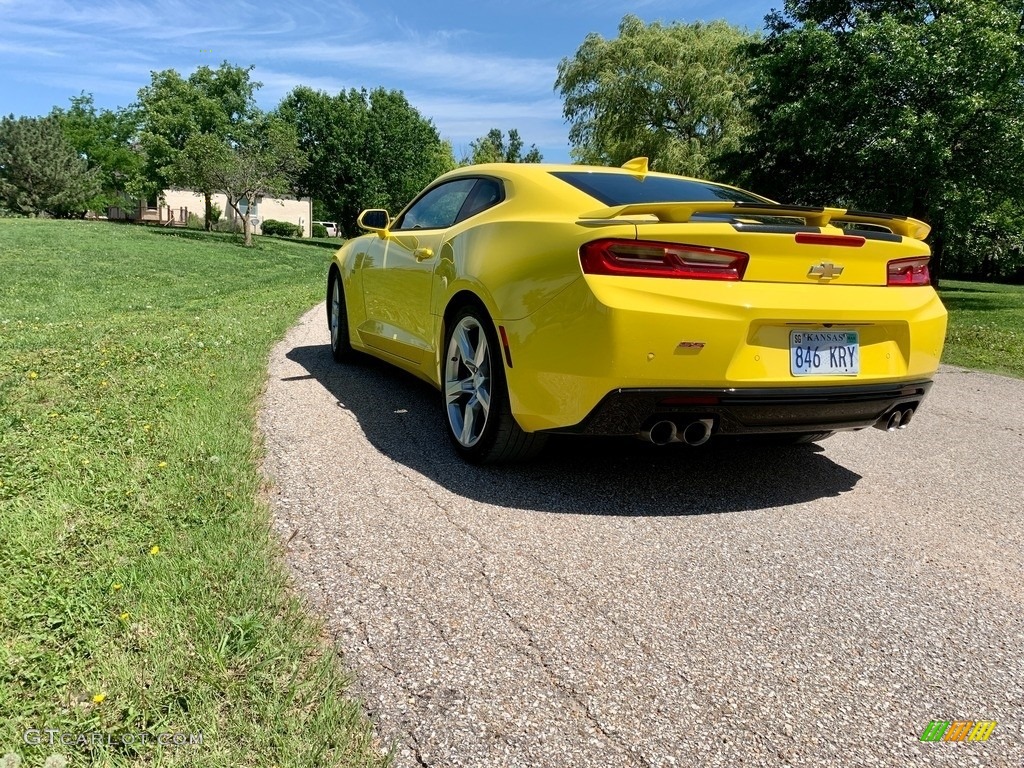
[0, 0, 775, 162]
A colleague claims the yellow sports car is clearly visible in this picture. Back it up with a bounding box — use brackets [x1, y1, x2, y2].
[327, 158, 946, 463]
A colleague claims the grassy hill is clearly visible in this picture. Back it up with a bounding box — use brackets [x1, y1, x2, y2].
[0, 220, 386, 767]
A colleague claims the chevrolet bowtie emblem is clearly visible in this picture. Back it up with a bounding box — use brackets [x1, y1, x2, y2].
[809, 262, 845, 280]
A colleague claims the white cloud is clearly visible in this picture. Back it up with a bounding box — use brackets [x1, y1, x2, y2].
[271, 40, 556, 97]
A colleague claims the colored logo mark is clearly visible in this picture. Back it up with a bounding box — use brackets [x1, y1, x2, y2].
[920, 720, 997, 742]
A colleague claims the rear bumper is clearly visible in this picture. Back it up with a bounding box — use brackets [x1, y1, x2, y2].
[502, 277, 946, 433]
[545, 380, 933, 436]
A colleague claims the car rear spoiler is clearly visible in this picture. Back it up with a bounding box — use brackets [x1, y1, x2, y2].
[578, 201, 931, 240]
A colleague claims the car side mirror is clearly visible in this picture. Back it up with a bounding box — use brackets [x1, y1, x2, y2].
[357, 209, 390, 233]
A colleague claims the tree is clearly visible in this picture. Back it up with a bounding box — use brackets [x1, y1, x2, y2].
[51, 93, 145, 209]
[136, 63, 259, 229]
[740, 0, 1024, 280]
[465, 128, 542, 165]
[277, 86, 455, 236]
[362, 88, 457, 211]
[173, 114, 307, 246]
[555, 15, 757, 177]
[0, 114, 101, 216]
[276, 86, 369, 229]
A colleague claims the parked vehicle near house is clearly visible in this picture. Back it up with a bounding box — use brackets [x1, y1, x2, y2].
[314, 221, 341, 238]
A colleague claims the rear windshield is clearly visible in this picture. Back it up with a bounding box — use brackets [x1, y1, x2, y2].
[551, 171, 767, 206]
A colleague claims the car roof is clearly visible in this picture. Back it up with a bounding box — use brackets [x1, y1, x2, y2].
[434, 160, 757, 200]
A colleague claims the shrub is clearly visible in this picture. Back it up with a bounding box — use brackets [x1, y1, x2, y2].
[312, 223, 328, 238]
[214, 218, 242, 233]
[261, 219, 302, 237]
[187, 204, 223, 230]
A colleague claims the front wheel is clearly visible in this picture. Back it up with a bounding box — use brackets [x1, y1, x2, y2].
[327, 269, 353, 363]
[443, 306, 546, 464]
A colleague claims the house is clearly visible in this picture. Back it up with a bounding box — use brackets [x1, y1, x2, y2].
[107, 199, 188, 226]
[161, 189, 313, 237]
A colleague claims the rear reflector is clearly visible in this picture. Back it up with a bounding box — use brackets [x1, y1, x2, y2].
[580, 239, 748, 281]
[497, 325, 514, 367]
[887, 256, 931, 286]
[795, 232, 866, 247]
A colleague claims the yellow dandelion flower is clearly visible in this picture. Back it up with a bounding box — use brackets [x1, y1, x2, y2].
[149, 545, 160, 555]
[100, 380, 108, 387]
[92, 693, 106, 704]
[28, 371, 39, 380]
[112, 583, 123, 591]
[119, 612, 130, 622]
[143, 424, 151, 431]
[158, 461, 167, 469]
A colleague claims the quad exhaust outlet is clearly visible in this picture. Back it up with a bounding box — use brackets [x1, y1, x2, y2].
[640, 418, 714, 446]
[875, 407, 916, 432]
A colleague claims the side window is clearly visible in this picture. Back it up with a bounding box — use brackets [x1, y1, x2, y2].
[394, 179, 477, 231]
[457, 178, 504, 223]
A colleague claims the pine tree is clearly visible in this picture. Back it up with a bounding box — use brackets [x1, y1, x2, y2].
[0, 115, 101, 216]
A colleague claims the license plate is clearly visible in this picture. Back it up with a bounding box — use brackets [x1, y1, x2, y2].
[790, 330, 859, 376]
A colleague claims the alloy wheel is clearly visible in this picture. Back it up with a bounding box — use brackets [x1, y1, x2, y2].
[445, 315, 492, 448]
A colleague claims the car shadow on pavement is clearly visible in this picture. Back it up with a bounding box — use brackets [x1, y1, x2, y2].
[285, 344, 862, 516]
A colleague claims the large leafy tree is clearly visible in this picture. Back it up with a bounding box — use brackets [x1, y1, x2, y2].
[136, 63, 259, 229]
[275, 87, 369, 229]
[555, 15, 757, 177]
[51, 93, 145, 209]
[172, 115, 307, 247]
[362, 88, 457, 213]
[277, 87, 455, 236]
[740, 0, 1024, 280]
[0, 114, 101, 216]
[465, 128, 543, 165]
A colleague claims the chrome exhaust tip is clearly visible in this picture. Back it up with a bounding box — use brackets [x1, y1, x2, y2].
[899, 408, 914, 429]
[680, 419, 714, 446]
[874, 410, 903, 432]
[641, 420, 677, 446]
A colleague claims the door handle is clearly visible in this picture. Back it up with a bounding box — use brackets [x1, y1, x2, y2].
[413, 247, 434, 261]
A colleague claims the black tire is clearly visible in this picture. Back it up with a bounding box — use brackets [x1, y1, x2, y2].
[327, 269, 353, 363]
[442, 304, 547, 464]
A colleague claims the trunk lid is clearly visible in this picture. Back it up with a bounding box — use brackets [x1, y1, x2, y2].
[578, 202, 931, 287]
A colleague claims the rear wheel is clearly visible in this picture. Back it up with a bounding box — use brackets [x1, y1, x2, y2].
[443, 305, 546, 464]
[327, 269, 352, 362]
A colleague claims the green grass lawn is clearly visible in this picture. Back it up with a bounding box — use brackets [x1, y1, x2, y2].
[938, 279, 1024, 378]
[0, 220, 387, 767]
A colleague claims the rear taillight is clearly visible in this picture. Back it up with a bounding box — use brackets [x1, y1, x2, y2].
[580, 239, 748, 281]
[887, 256, 931, 286]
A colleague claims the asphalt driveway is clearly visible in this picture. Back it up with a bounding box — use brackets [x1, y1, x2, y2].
[259, 304, 1023, 768]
